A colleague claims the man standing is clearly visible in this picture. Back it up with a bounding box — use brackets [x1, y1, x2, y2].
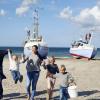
[0, 50, 8, 99]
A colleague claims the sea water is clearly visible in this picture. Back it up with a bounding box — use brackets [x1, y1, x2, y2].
[0, 47, 100, 59]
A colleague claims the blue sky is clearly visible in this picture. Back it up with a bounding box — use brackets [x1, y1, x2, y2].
[0, 0, 100, 47]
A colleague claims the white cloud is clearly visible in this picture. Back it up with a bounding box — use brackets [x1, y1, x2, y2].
[59, 2, 100, 31]
[59, 7, 72, 19]
[16, 0, 39, 16]
[0, 9, 6, 16]
[16, 6, 29, 16]
[74, 5, 100, 27]
[22, 0, 37, 6]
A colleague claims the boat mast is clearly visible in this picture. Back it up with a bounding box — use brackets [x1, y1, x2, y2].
[33, 9, 39, 40]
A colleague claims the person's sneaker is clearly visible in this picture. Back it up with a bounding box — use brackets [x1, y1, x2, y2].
[15, 79, 18, 84]
[19, 75, 23, 82]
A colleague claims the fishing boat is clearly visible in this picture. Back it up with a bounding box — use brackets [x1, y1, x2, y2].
[24, 9, 48, 58]
[69, 33, 97, 59]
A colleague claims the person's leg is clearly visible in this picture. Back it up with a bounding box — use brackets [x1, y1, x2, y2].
[26, 72, 31, 100]
[31, 71, 39, 100]
[17, 71, 23, 82]
[59, 87, 65, 100]
[0, 80, 3, 99]
[63, 88, 69, 100]
[50, 78, 56, 98]
[46, 77, 55, 100]
[11, 71, 18, 84]
[11, 71, 15, 80]
[63, 87, 69, 100]
[46, 77, 51, 100]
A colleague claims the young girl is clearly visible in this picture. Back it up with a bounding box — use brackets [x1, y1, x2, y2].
[43, 56, 59, 100]
[8, 49, 23, 84]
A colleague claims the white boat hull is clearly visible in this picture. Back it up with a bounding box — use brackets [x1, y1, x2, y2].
[24, 42, 48, 59]
[70, 46, 97, 59]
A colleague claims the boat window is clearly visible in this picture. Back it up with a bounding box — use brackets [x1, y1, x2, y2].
[80, 43, 83, 46]
[72, 41, 80, 47]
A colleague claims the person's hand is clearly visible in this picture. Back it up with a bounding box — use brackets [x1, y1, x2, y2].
[7, 49, 12, 53]
[7, 49, 10, 51]
[41, 60, 45, 65]
[44, 59, 50, 65]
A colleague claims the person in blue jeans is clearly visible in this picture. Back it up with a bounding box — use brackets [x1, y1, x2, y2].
[8, 49, 23, 84]
[26, 71, 40, 100]
[11, 71, 23, 83]
[60, 86, 69, 100]
[53, 65, 76, 100]
[23, 45, 43, 100]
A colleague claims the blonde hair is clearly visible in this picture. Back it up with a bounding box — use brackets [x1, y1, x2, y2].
[60, 64, 66, 71]
[12, 54, 18, 61]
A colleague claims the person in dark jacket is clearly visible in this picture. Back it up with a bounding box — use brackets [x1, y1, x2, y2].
[42, 56, 59, 100]
[0, 50, 8, 99]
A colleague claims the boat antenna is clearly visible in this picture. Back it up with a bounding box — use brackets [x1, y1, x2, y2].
[88, 29, 93, 45]
[33, 8, 39, 40]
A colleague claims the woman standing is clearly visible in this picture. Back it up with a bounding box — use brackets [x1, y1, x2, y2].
[23, 45, 42, 100]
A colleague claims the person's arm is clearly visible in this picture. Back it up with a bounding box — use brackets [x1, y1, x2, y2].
[52, 73, 59, 79]
[41, 59, 50, 69]
[7, 49, 14, 70]
[68, 73, 76, 85]
[18, 57, 24, 64]
[56, 64, 59, 73]
[16, 55, 28, 66]
[41, 60, 47, 69]
[21, 54, 28, 63]
[8, 49, 12, 63]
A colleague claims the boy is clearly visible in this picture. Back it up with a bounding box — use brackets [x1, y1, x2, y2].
[53, 65, 75, 100]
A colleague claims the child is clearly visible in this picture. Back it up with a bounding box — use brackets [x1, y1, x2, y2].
[8, 49, 23, 84]
[43, 56, 59, 100]
[53, 65, 76, 100]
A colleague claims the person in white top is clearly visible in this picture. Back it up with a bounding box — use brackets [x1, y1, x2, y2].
[8, 49, 23, 84]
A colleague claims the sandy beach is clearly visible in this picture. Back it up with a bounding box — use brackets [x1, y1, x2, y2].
[2, 58, 100, 100]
